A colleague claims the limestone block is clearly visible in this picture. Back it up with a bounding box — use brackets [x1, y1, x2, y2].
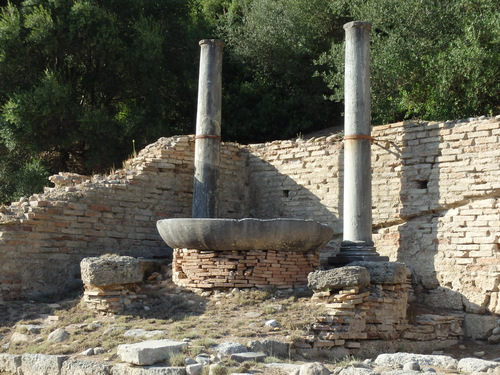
[422, 287, 463, 311]
[117, 339, 187, 366]
[0, 354, 21, 374]
[463, 314, 498, 339]
[307, 267, 370, 292]
[61, 359, 112, 375]
[348, 261, 407, 285]
[457, 358, 499, 373]
[374, 353, 458, 369]
[81, 256, 142, 286]
[113, 363, 186, 375]
[230, 352, 267, 363]
[21, 354, 68, 375]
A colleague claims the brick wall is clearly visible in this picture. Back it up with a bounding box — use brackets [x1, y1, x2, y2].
[246, 116, 500, 315]
[0, 136, 248, 299]
[1, 116, 499, 315]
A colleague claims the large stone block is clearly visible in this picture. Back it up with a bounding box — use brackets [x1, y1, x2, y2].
[0, 354, 21, 374]
[117, 339, 187, 366]
[348, 261, 407, 284]
[81, 256, 143, 286]
[61, 359, 112, 375]
[113, 363, 186, 375]
[307, 266, 370, 292]
[21, 354, 68, 375]
[463, 313, 498, 339]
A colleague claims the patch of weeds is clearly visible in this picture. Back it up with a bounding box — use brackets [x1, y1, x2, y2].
[183, 331, 201, 340]
[264, 356, 282, 364]
[192, 337, 217, 348]
[210, 363, 228, 375]
[168, 353, 187, 366]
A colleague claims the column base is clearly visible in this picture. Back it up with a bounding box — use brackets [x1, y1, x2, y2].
[328, 242, 389, 266]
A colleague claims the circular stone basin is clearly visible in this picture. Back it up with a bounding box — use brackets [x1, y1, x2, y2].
[156, 218, 334, 252]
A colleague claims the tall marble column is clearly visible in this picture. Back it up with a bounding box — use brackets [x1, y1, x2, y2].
[192, 39, 224, 218]
[332, 21, 388, 265]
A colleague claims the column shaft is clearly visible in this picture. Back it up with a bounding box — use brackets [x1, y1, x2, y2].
[192, 39, 224, 218]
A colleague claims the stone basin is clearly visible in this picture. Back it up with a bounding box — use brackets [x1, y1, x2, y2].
[156, 218, 334, 252]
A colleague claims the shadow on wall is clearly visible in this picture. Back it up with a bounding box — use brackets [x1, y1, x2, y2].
[396, 120, 484, 315]
[244, 141, 343, 258]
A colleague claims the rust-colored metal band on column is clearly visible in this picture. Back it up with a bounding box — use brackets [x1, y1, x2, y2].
[343, 135, 374, 141]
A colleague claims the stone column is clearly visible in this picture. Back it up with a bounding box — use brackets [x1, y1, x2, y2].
[192, 39, 224, 218]
[332, 21, 388, 265]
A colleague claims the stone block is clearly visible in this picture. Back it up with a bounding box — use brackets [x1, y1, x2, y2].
[230, 352, 267, 363]
[21, 354, 68, 375]
[0, 354, 21, 374]
[307, 267, 370, 292]
[117, 339, 187, 366]
[457, 358, 499, 373]
[347, 261, 407, 284]
[81, 256, 143, 286]
[61, 359, 112, 375]
[463, 313, 498, 339]
[113, 363, 186, 375]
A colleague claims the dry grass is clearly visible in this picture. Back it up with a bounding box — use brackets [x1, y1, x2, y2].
[0, 284, 324, 367]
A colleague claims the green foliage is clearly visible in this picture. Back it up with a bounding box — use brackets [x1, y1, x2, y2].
[320, 0, 500, 124]
[0, 0, 203, 203]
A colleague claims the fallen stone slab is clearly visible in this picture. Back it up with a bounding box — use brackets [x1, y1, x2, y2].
[457, 357, 500, 373]
[213, 342, 247, 356]
[307, 266, 370, 292]
[374, 353, 458, 370]
[265, 362, 302, 373]
[348, 261, 407, 284]
[230, 352, 267, 363]
[113, 363, 186, 375]
[0, 354, 21, 374]
[81, 255, 143, 286]
[61, 359, 112, 375]
[117, 339, 187, 366]
[21, 353, 68, 375]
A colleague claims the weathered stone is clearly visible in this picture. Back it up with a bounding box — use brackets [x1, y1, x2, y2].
[463, 314, 499, 339]
[213, 342, 247, 357]
[21, 354, 68, 375]
[157, 218, 333, 252]
[307, 267, 370, 291]
[338, 367, 375, 375]
[375, 353, 458, 370]
[47, 328, 70, 343]
[0, 354, 21, 374]
[117, 340, 187, 366]
[10, 332, 29, 344]
[113, 363, 186, 375]
[81, 255, 142, 286]
[61, 359, 112, 375]
[457, 358, 499, 373]
[230, 352, 266, 363]
[186, 363, 203, 375]
[247, 339, 289, 358]
[299, 362, 330, 375]
[348, 262, 407, 284]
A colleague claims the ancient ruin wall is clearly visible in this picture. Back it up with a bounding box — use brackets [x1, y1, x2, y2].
[246, 116, 500, 315]
[1, 116, 499, 315]
[0, 136, 248, 299]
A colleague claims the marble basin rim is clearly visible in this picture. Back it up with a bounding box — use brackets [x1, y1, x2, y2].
[156, 218, 334, 252]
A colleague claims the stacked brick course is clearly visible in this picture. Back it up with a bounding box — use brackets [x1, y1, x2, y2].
[172, 249, 319, 290]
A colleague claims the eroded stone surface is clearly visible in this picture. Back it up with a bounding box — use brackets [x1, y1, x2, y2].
[348, 261, 407, 284]
[307, 266, 370, 291]
[81, 256, 142, 286]
[117, 340, 187, 366]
